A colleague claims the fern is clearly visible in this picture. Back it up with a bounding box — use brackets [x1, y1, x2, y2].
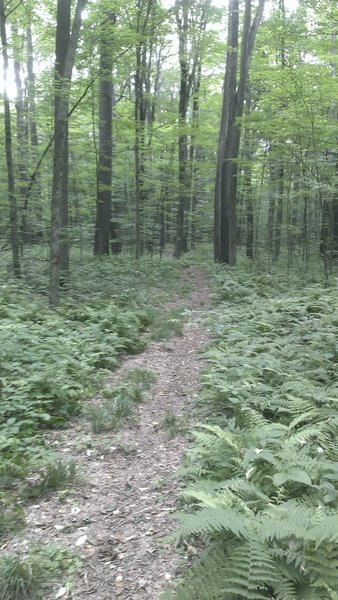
[174, 507, 248, 540]
[165, 267, 338, 599]
[223, 539, 279, 599]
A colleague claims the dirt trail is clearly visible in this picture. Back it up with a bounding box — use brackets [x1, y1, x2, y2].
[8, 267, 211, 599]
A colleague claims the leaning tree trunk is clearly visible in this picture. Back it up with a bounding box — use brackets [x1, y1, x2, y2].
[0, 0, 20, 276]
[49, 0, 86, 307]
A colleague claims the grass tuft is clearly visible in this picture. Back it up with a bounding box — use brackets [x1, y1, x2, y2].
[0, 544, 80, 600]
[149, 308, 185, 341]
[88, 368, 156, 433]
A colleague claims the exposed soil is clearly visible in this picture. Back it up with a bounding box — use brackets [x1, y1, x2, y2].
[4, 266, 211, 599]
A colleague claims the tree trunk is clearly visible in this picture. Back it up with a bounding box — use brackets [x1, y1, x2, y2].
[49, 0, 86, 306]
[134, 42, 146, 259]
[134, 0, 156, 259]
[0, 0, 20, 276]
[274, 165, 284, 261]
[55, 0, 71, 281]
[214, 0, 238, 261]
[215, 0, 265, 265]
[173, 0, 189, 259]
[22, 22, 43, 244]
[12, 27, 30, 251]
[174, 0, 210, 258]
[190, 63, 202, 249]
[94, 13, 116, 256]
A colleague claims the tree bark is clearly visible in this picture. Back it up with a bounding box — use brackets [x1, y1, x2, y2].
[214, 0, 238, 262]
[94, 13, 116, 256]
[12, 26, 29, 250]
[49, 0, 87, 306]
[0, 0, 20, 276]
[55, 0, 71, 281]
[174, 0, 210, 258]
[25, 22, 43, 243]
[134, 0, 155, 259]
[173, 0, 190, 258]
[215, 0, 265, 265]
[274, 165, 284, 261]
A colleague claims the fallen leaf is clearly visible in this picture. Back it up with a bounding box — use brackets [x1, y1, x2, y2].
[75, 534, 88, 547]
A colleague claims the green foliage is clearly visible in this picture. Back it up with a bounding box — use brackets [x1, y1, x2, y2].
[0, 544, 81, 600]
[0, 502, 25, 538]
[0, 256, 179, 529]
[126, 366, 157, 388]
[87, 368, 156, 433]
[86, 392, 135, 434]
[149, 307, 185, 341]
[31, 460, 78, 496]
[169, 265, 338, 599]
[161, 411, 185, 438]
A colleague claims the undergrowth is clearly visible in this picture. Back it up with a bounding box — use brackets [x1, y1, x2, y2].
[0, 543, 81, 600]
[87, 367, 156, 433]
[0, 255, 184, 534]
[164, 261, 338, 600]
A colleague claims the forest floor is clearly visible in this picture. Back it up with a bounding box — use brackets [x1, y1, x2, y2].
[5, 266, 211, 600]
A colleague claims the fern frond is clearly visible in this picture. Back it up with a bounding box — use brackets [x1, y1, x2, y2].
[196, 423, 239, 450]
[223, 478, 272, 505]
[175, 507, 248, 540]
[223, 539, 279, 599]
[182, 486, 254, 515]
[260, 504, 313, 541]
[308, 513, 338, 545]
[288, 409, 321, 430]
[174, 545, 230, 600]
[273, 577, 298, 600]
[304, 545, 338, 588]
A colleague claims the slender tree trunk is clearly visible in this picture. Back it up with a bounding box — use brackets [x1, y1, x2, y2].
[190, 64, 202, 249]
[134, 42, 145, 259]
[274, 165, 284, 261]
[49, 0, 86, 306]
[174, 1, 189, 258]
[273, 0, 286, 262]
[134, 0, 155, 259]
[243, 140, 254, 259]
[13, 27, 29, 252]
[55, 0, 71, 281]
[110, 85, 122, 255]
[0, 0, 20, 276]
[94, 13, 116, 256]
[27, 24, 39, 150]
[22, 23, 43, 243]
[174, 0, 210, 258]
[330, 29, 338, 255]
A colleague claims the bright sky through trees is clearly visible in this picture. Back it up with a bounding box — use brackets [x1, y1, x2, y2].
[0, 0, 299, 100]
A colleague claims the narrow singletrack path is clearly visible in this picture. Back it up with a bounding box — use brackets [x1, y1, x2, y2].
[8, 267, 211, 599]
